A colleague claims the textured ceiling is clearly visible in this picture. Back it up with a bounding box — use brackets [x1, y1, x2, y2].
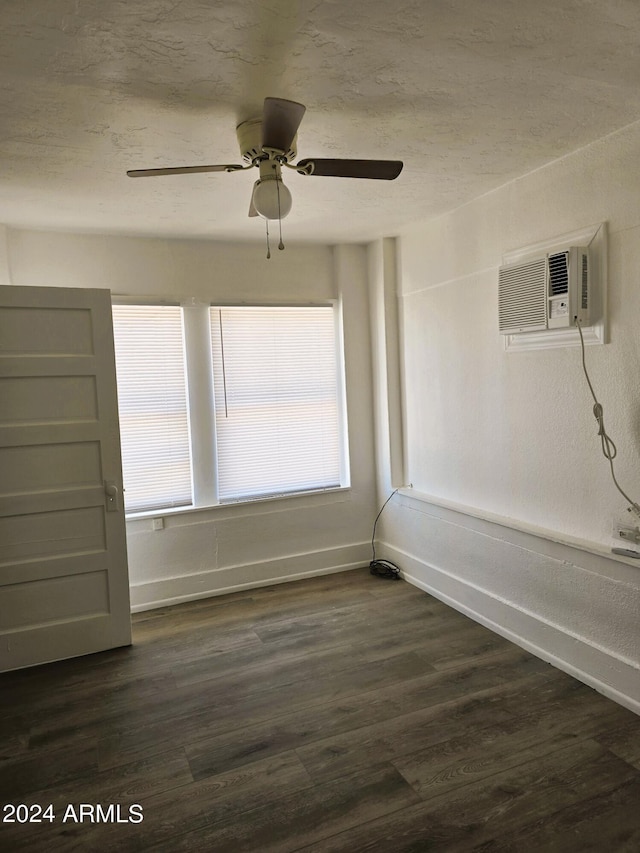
[3, 0, 640, 244]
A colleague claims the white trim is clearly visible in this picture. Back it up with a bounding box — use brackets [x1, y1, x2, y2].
[377, 490, 640, 713]
[129, 542, 369, 611]
[383, 542, 640, 716]
[396, 487, 640, 574]
[125, 485, 352, 522]
[182, 304, 218, 506]
[502, 322, 603, 352]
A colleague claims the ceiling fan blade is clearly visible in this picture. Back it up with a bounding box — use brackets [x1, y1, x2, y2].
[127, 164, 244, 177]
[296, 158, 403, 180]
[261, 97, 306, 152]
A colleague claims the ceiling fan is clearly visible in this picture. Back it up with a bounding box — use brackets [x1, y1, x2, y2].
[127, 97, 403, 254]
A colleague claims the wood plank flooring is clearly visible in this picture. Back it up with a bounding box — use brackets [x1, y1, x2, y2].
[1, 568, 639, 851]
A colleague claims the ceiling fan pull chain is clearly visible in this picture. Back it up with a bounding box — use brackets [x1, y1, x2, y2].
[265, 218, 271, 259]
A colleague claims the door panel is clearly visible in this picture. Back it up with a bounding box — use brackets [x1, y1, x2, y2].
[0, 305, 95, 353]
[0, 375, 99, 422]
[0, 442, 102, 493]
[0, 285, 131, 671]
[2, 572, 109, 631]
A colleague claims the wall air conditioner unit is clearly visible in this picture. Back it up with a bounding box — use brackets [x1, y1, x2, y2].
[498, 246, 590, 335]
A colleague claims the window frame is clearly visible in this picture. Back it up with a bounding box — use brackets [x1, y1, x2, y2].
[112, 297, 351, 519]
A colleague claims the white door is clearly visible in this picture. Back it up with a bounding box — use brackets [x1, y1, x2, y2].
[0, 285, 131, 671]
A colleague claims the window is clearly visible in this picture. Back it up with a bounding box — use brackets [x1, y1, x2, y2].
[111, 302, 348, 514]
[210, 307, 342, 500]
[111, 305, 192, 512]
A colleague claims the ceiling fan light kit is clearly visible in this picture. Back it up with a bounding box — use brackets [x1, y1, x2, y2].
[127, 97, 403, 256]
[250, 160, 293, 221]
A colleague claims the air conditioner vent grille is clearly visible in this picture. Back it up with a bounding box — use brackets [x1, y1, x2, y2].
[581, 253, 589, 309]
[549, 251, 569, 295]
[498, 257, 547, 333]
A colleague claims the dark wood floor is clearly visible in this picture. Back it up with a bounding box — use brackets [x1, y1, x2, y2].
[1, 568, 639, 852]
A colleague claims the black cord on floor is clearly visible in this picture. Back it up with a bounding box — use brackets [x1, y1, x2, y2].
[370, 489, 401, 580]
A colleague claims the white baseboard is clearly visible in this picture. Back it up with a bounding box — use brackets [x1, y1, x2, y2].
[129, 542, 369, 612]
[381, 542, 640, 716]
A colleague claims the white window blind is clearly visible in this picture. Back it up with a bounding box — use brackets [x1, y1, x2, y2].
[112, 304, 192, 512]
[210, 306, 341, 500]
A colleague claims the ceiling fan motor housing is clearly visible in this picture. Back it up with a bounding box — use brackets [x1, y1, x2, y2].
[236, 118, 297, 164]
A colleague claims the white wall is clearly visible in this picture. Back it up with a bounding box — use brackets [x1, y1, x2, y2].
[6, 230, 377, 608]
[371, 120, 640, 713]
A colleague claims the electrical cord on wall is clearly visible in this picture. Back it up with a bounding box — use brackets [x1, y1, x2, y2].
[576, 319, 640, 520]
[369, 488, 401, 579]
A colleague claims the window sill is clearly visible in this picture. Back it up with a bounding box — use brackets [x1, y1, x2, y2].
[125, 485, 351, 522]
